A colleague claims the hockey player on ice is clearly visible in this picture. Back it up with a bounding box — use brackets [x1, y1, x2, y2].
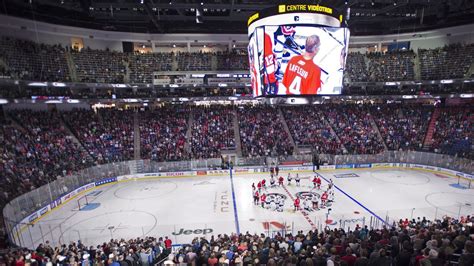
[270, 176, 276, 187]
[260, 193, 267, 208]
[303, 198, 312, 212]
[328, 190, 335, 203]
[312, 196, 319, 210]
[278, 176, 284, 186]
[253, 190, 259, 205]
[269, 200, 277, 211]
[295, 174, 301, 186]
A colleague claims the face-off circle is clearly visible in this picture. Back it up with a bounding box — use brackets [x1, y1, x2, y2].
[265, 193, 287, 202]
[295, 191, 320, 201]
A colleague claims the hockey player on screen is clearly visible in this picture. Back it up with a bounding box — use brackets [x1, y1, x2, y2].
[282, 35, 322, 95]
[262, 33, 279, 95]
[248, 44, 259, 96]
[273, 26, 305, 58]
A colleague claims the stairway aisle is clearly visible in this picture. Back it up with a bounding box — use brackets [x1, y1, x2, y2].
[423, 108, 441, 150]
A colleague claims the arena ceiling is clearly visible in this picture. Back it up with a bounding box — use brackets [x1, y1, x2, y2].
[0, 0, 473, 35]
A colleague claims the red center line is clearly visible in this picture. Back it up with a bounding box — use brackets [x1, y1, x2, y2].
[281, 184, 316, 229]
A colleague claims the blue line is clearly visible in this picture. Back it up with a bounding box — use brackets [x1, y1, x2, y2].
[316, 172, 389, 226]
[228, 167, 241, 234]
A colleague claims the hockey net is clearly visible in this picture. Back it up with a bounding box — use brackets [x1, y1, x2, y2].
[76, 195, 89, 211]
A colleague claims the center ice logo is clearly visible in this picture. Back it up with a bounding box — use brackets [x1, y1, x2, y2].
[295, 191, 320, 200]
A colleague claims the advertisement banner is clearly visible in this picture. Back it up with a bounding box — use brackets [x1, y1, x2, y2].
[336, 164, 354, 169]
[320, 165, 336, 170]
[354, 163, 372, 168]
[95, 177, 117, 186]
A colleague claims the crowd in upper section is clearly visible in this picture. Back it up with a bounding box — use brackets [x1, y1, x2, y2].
[0, 37, 473, 85]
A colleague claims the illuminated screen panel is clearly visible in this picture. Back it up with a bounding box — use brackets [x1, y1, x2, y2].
[249, 25, 350, 96]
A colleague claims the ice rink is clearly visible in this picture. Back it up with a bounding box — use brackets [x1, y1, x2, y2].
[16, 168, 474, 249]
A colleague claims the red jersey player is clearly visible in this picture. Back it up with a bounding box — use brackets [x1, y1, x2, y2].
[278, 176, 284, 186]
[282, 35, 321, 95]
[257, 181, 262, 192]
[312, 176, 321, 189]
[294, 197, 300, 211]
[321, 191, 328, 207]
[248, 44, 259, 96]
[260, 193, 267, 208]
[253, 190, 259, 205]
[261, 179, 266, 190]
[263, 33, 278, 95]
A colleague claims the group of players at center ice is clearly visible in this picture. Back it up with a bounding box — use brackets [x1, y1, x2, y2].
[251, 172, 335, 213]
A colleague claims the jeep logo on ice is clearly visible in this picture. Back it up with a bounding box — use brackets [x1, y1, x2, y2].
[172, 228, 213, 235]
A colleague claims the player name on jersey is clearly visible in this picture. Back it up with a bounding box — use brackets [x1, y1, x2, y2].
[288, 61, 309, 79]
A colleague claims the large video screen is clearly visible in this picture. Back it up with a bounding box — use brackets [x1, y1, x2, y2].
[249, 25, 350, 96]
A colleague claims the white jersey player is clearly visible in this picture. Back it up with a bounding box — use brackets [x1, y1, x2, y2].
[303, 198, 312, 212]
[295, 174, 301, 186]
[276, 198, 284, 212]
[328, 190, 335, 203]
[287, 173, 292, 185]
[270, 176, 276, 187]
[269, 200, 277, 211]
[311, 196, 319, 210]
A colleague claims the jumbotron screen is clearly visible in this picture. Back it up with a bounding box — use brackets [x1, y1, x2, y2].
[248, 25, 350, 96]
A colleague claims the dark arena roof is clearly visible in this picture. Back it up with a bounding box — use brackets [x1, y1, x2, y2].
[0, 0, 473, 35]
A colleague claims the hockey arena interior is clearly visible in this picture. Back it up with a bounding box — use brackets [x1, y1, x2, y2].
[0, 0, 473, 265]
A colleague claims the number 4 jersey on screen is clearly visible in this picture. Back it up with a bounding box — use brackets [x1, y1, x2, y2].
[248, 25, 350, 97]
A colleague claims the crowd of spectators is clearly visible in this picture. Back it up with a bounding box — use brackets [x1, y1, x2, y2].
[129, 52, 173, 84]
[140, 106, 190, 162]
[1, 215, 473, 265]
[371, 105, 433, 151]
[190, 106, 235, 159]
[419, 43, 474, 80]
[0, 37, 70, 82]
[282, 106, 345, 155]
[71, 48, 128, 83]
[62, 109, 135, 164]
[176, 52, 212, 71]
[366, 50, 416, 82]
[430, 107, 473, 159]
[0, 111, 93, 209]
[325, 105, 386, 154]
[345, 52, 369, 83]
[216, 51, 249, 71]
[238, 105, 294, 157]
[1, 36, 474, 86]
